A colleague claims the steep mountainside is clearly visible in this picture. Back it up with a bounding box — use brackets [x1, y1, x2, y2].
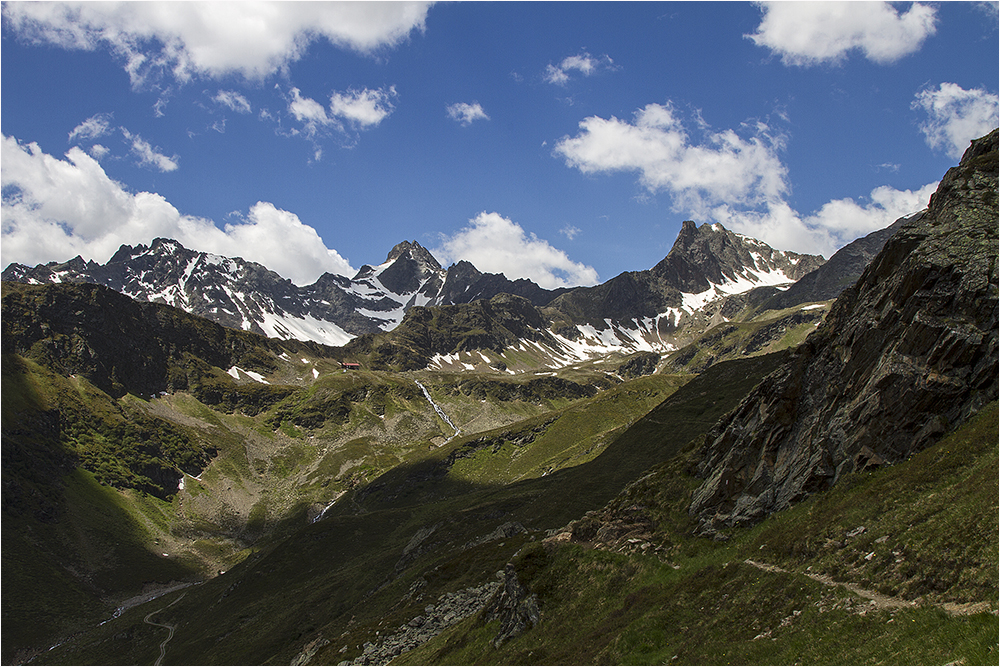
[1, 281, 335, 401]
[690, 128, 999, 528]
[343, 293, 563, 372]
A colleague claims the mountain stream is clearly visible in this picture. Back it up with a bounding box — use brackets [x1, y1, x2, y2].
[414, 380, 461, 443]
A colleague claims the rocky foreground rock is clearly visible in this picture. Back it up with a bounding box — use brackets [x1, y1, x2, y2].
[690, 129, 999, 529]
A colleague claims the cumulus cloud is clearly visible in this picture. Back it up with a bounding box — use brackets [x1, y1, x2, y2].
[555, 101, 935, 257]
[544, 51, 614, 85]
[288, 86, 396, 139]
[913, 82, 999, 159]
[68, 113, 114, 143]
[329, 87, 397, 128]
[748, 1, 937, 66]
[2, 1, 433, 86]
[446, 102, 490, 126]
[555, 102, 788, 215]
[712, 182, 938, 259]
[1, 135, 354, 284]
[121, 128, 179, 172]
[288, 87, 334, 137]
[214, 89, 252, 114]
[433, 212, 599, 289]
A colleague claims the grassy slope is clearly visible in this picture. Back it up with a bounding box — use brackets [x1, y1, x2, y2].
[1, 357, 200, 663]
[401, 401, 998, 665]
[34, 353, 786, 665]
[664, 302, 830, 373]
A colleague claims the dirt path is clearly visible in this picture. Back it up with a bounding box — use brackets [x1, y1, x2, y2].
[743, 559, 992, 616]
[143, 592, 186, 666]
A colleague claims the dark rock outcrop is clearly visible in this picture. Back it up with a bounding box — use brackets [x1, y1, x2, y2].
[437, 260, 568, 307]
[347, 581, 502, 665]
[479, 563, 541, 648]
[690, 129, 999, 528]
[345, 293, 560, 371]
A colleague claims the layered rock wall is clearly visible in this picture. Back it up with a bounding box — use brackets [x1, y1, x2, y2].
[690, 129, 999, 528]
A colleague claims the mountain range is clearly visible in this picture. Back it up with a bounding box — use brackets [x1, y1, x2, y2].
[5, 218, 846, 364]
[2, 129, 996, 666]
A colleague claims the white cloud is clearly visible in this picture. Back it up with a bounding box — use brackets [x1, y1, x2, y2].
[287, 86, 396, 140]
[912, 82, 999, 159]
[559, 224, 582, 240]
[3, 1, 433, 86]
[121, 128, 179, 172]
[974, 1, 999, 24]
[555, 102, 788, 215]
[748, 1, 937, 66]
[544, 51, 614, 85]
[434, 212, 599, 289]
[288, 87, 334, 137]
[1, 135, 355, 285]
[555, 101, 936, 257]
[329, 87, 397, 128]
[711, 182, 938, 259]
[214, 89, 252, 114]
[219, 202, 356, 284]
[68, 113, 113, 143]
[447, 102, 490, 126]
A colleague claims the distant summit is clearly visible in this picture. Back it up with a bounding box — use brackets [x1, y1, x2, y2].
[653, 220, 824, 296]
[544, 221, 826, 353]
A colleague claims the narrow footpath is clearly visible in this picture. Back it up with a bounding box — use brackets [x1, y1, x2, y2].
[744, 559, 992, 616]
[143, 592, 186, 666]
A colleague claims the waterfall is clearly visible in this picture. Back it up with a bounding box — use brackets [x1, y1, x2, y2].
[414, 380, 461, 442]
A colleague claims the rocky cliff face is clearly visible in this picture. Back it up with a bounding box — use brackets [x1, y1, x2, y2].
[690, 129, 999, 529]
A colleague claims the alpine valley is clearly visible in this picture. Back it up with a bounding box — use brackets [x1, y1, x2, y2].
[2, 131, 997, 666]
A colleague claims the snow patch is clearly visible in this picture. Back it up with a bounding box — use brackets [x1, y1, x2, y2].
[227, 366, 270, 384]
[257, 310, 354, 347]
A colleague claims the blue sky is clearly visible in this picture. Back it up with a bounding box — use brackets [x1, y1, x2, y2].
[2, 2, 998, 288]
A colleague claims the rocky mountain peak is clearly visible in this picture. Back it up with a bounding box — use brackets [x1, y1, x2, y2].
[386, 240, 443, 271]
[652, 221, 825, 295]
[371, 240, 445, 297]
